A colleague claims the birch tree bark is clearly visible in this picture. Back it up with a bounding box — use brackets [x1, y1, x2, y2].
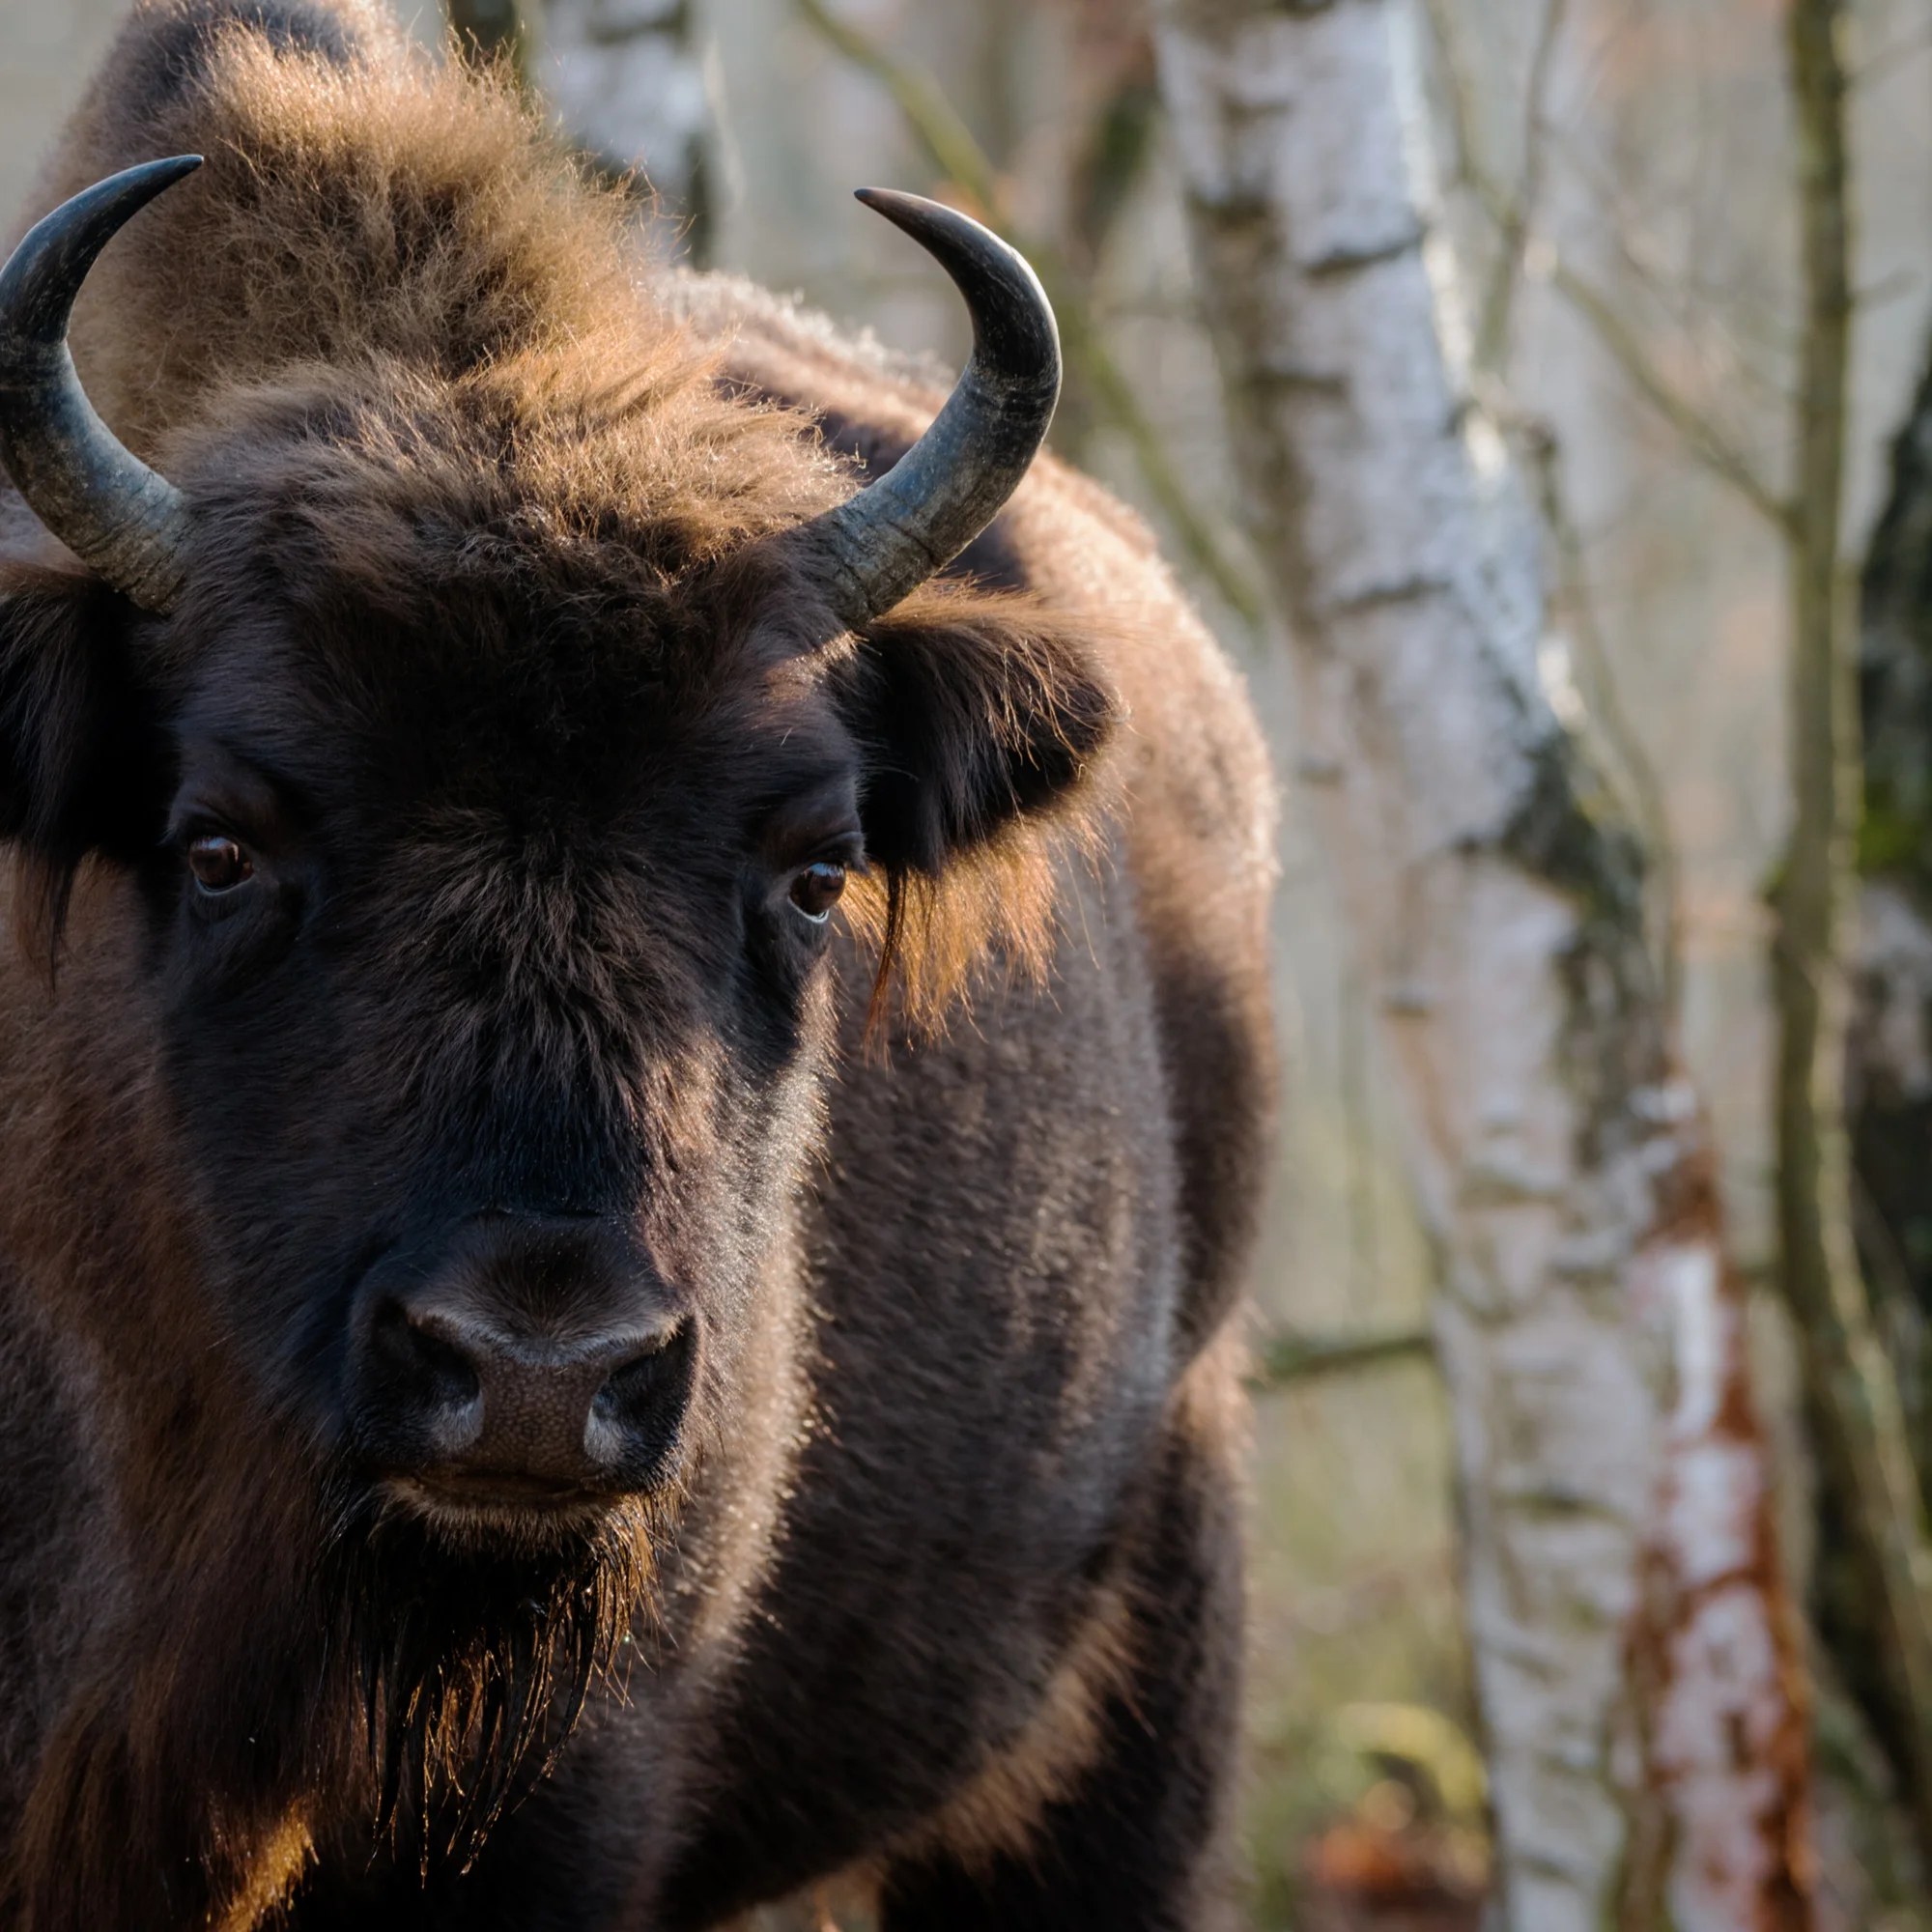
[1152, 3, 1814, 1923]
[540, 0, 711, 255]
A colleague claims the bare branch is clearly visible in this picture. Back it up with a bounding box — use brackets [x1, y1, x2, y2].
[794, 0, 994, 209]
[1543, 249, 1796, 534]
[1251, 1326, 1435, 1389]
[1421, 0, 1795, 535]
[1544, 125, 1799, 397]
[1474, 0, 1568, 377]
[1849, 21, 1932, 87]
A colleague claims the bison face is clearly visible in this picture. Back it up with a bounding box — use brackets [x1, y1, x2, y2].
[0, 372, 1114, 1580]
[142, 503, 877, 1551]
[152, 607, 855, 1544]
[0, 167, 1094, 1585]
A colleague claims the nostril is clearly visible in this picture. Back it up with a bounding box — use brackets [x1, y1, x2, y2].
[588, 1319, 696, 1480]
[361, 1300, 483, 1457]
[370, 1301, 482, 1404]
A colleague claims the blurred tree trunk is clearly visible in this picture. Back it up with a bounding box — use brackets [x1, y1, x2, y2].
[444, 0, 710, 256]
[1152, 2, 1813, 1924]
[446, 0, 530, 81]
[1780, 0, 1932, 1859]
[1852, 329, 1932, 1791]
[541, 0, 711, 258]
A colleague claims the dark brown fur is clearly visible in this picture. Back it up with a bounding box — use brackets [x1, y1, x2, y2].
[0, 5, 1277, 1926]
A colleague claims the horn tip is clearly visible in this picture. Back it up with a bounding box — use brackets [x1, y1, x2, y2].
[108, 155, 205, 192]
[852, 186, 935, 227]
[112, 155, 206, 205]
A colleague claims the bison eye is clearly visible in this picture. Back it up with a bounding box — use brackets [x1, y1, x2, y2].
[186, 833, 253, 895]
[788, 861, 846, 923]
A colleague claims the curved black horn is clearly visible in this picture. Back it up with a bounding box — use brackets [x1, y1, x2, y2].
[0, 156, 202, 613]
[803, 190, 1060, 628]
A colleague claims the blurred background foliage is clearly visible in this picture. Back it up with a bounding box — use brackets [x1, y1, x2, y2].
[11, 0, 1932, 1921]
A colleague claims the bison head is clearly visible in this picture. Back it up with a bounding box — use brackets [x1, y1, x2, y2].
[0, 159, 1111, 1843]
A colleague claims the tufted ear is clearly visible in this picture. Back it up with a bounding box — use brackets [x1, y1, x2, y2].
[0, 564, 170, 955]
[827, 585, 1119, 1019]
[833, 589, 1117, 872]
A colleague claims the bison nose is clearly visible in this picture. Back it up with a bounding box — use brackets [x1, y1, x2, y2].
[346, 1221, 696, 1499]
[359, 1304, 694, 1492]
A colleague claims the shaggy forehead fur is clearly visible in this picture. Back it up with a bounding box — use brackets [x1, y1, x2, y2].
[165, 358, 856, 798]
[48, 7, 652, 451]
[174, 342, 853, 618]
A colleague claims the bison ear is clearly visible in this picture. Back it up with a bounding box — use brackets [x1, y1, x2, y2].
[0, 565, 169, 950]
[832, 590, 1118, 879]
[826, 588, 1119, 1023]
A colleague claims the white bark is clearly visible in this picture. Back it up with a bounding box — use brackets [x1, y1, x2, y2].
[1152, 2, 1812, 1923]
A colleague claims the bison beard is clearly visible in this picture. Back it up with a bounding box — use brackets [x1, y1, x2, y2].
[327, 1490, 664, 1872]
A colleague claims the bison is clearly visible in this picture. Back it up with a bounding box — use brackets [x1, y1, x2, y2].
[0, 2, 1277, 1925]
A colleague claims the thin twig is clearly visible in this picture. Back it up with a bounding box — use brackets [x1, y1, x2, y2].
[1546, 128, 1800, 389]
[793, 0, 1266, 631]
[1474, 0, 1568, 376]
[1422, 0, 1794, 535]
[795, 0, 991, 202]
[1541, 255, 1796, 534]
[1849, 21, 1932, 86]
[1250, 1326, 1436, 1390]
